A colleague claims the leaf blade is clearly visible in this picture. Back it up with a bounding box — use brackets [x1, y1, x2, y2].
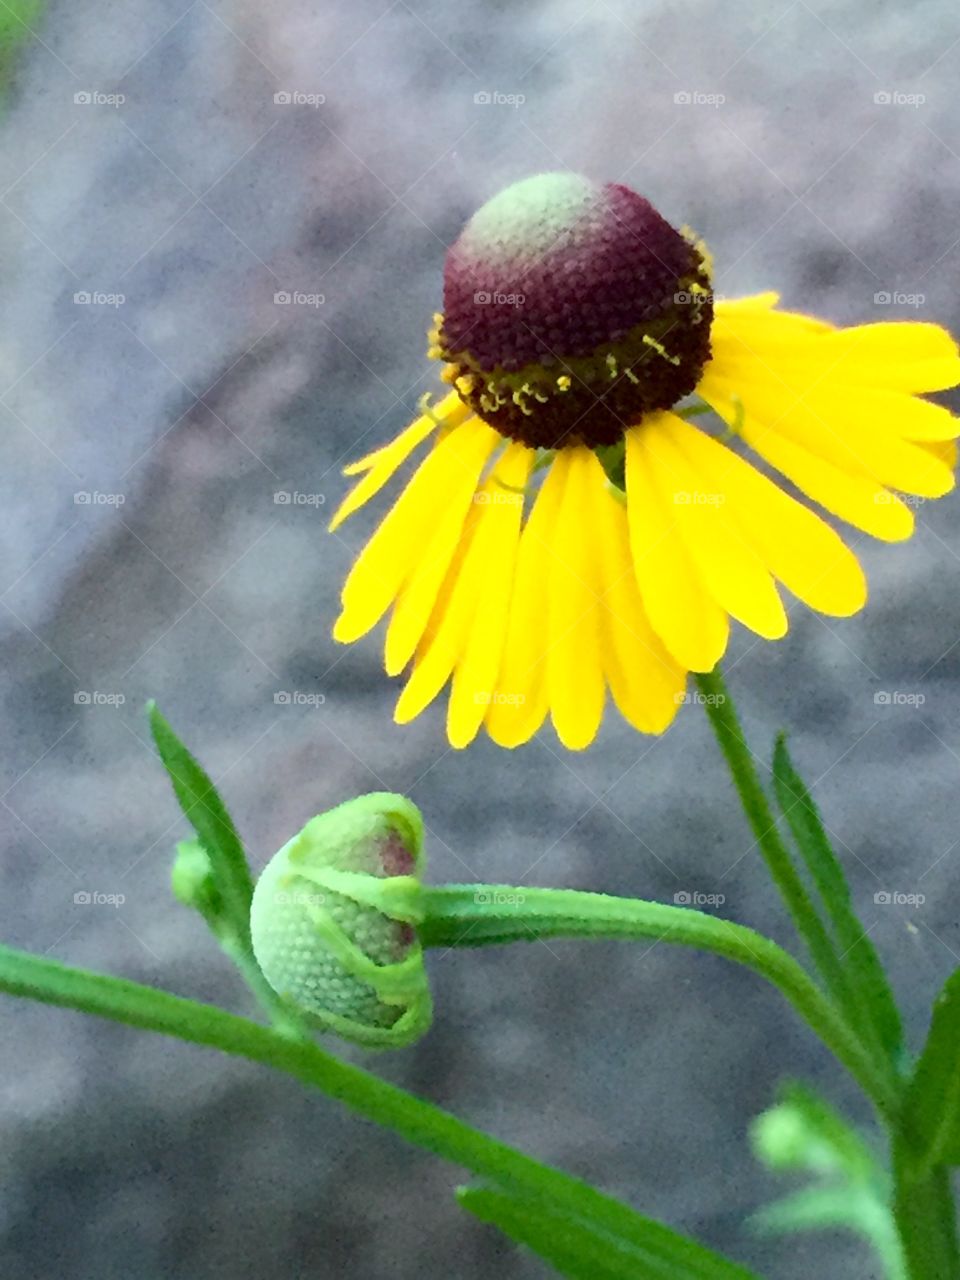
[772, 734, 902, 1060]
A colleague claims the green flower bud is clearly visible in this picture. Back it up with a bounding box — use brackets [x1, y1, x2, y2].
[249, 793, 432, 1049]
[171, 839, 225, 926]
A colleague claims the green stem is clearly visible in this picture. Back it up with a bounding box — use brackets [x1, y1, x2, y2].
[892, 1137, 960, 1280]
[694, 669, 893, 1080]
[418, 885, 896, 1120]
[0, 942, 741, 1265]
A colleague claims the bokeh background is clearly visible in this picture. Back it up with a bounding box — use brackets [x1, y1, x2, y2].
[2, 1, 959, 1276]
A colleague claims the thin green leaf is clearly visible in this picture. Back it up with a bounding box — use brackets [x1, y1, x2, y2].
[148, 702, 254, 942]
[457, 1186, 760, 1280]
[902, 968, 960, 1172]
[773, 734, 902, 1060]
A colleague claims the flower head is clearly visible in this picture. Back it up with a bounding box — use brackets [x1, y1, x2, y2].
[330, 173, 960, 750]
[249, 793, 432, 1048]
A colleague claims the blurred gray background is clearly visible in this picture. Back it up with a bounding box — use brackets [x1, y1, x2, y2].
[1, 1, 959, 1276]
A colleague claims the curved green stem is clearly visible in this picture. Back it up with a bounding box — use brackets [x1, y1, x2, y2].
[418, 885, 897, 1120]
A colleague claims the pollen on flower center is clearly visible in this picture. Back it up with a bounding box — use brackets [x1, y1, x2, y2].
[434, 173, 714, 450]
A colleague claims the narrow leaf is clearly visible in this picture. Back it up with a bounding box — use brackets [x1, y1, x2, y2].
[902, 967, 960, 1171]
[773, 735, 902, 1059]
[148, 702, 254, 941]
[458, 1185, 760, 1280]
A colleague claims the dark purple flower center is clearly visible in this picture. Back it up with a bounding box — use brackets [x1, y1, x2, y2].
[436, 173, 713, 450]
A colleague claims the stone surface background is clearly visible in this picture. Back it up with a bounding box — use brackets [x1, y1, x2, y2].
[2, 1, 960, 1276]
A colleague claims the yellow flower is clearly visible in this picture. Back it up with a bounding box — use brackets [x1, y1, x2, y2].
[330, 174, 960, 750]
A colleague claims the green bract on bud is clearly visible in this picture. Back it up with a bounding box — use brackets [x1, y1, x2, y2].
[249, 793, 432, 1049]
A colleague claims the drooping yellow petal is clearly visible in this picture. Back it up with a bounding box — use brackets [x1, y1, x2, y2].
[648, 413, 788, 641]
[665, 414, 867, 617]
[393, 498, 489, 725]
[589, 459, 686, 733]
[385, 442, 511, 676]
[625, 423, 729, 671]
[330, 392, 471, 531]
[546, 449, 605, 750]
[486, 462, 566, 748]
[704, 371, 954, 499]
[698, 369, 914, 542]
[446, 444, 533, 748]
[333, 420, 499, 644]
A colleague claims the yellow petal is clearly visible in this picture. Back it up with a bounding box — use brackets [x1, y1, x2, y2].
[330, 392, 470, 531]
[393, 502, 487, 726]
[698, 370, 914, 541]
[704, 371, 954, 499]
[589, 459, 686, 733]
[649, 413, 788, 641]
[546, 449, 605, 750]
[665, 415, 867, 617]
[385, 442, 508, 676]
[486, 464, 565, 747]
[715, 295, 835, 337]
[446, 444, 533, 748]
[711, 311, 960, 394]
[333, 420, 499, 644]
[625, 424, 730, 671]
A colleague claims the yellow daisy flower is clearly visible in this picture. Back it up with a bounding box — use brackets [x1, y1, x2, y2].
[330, 173, 960, 750]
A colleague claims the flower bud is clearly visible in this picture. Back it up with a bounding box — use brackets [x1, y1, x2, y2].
[171, 839, 225, 926]
[249, 793, 431, 1049]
